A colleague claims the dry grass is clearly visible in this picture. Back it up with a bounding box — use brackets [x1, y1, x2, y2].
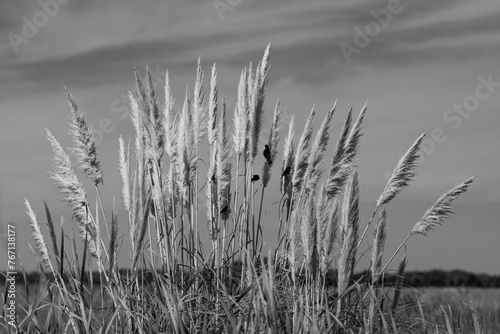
[2, 45, 480, 334]
[400, 287, 500, 333]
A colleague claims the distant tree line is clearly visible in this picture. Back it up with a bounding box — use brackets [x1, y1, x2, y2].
[349, 269, 500, 288]
[396, 269, 500, 288]
[2, 268, 500, 288]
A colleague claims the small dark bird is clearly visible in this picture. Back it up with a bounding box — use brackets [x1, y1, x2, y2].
[263, 145, 272, 165]
[281, 166, 292, 178]
[220, 206, 229, 215]
[251, 175, 260, 182]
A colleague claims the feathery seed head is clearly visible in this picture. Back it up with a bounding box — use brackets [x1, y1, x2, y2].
[118, 136, 131, 211]
[411, 176, 476, 235]
[326, 108, 355, 199]
[301, 191, 318, 274]
[262, 99, 281, 187]
[344, 102, 367, 163]
[134, 68, 147, 104]
[377, 133, 426, 207]
[338, 170, 360, 294]
[292, 106, 315, 197]
[145, 66, 164, 161]
[66, 90, 103, 185]
[305, 102, 336, 192]
[281, 115, 295, 194]
[25, 199, 52, 272]
[324, 198, 339, 268]
[47, 129, 98, 257]
[163, 70, 177, 157]
[176, 87, 192, 194]
[233, 68, 248, 157]
[250, 45, 271, 160]
[217, 98, 232, 220]
[208, 63, 218, 147]
[109, 204, 119, 277]
[193, 57, 206, 147]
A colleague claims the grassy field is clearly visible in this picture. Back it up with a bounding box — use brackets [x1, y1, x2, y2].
[1, 45, 482, 333]
[400, 288, 500, 334]
[3, 282, 498, 333]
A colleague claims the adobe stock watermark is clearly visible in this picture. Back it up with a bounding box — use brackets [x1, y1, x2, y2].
[383, 73, 500, 181]
[339, 0, 408, 64]
[7, 0, 71, 54]
[2, 223, 19, 332]
[213, 0, 244, 21]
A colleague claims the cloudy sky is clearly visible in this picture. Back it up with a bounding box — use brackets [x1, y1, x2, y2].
[0, 0, 499, 274]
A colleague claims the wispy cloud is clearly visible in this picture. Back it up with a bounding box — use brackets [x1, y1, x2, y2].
[2, 0, 499, 95]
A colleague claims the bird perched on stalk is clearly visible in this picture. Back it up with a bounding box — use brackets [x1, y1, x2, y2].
[263, 145, 272, 165]
[251, 175, 260, 182]
[220, 206, 229, 215]
[281, 166, 292, 178]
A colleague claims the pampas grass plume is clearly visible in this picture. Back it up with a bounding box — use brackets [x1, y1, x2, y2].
[262, 99, 281, 187]
[233, 68, 248, 157]
[46, 128, 98, 258]
[119, 136, 131, 211]
[250, 44, 270, 160]
[208, 63, 218, 147]
[337, 170, 360, 294]
[377, 133, 426, 208]
[305, 101, 336, 192]
[326, 108, 355, 199]
[25, 199, 53, 272]
[163, 70, 177, 158]
[292, 106, 315, 197]
[66, 89, 103, 185]
[281, 115, 295, 193]
[412, 176, 476, 235]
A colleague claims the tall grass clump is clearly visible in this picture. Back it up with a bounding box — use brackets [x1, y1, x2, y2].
[7, 44, 480, 334]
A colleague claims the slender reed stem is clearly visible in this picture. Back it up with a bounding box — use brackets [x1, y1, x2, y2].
[257, 183, 266, 253]
[381, 232, 411, 274]
[95, 185, 111, 245]
[356, 208, 378, 250]
[232, 154, 240, 259]
[194, 172, 198, 269]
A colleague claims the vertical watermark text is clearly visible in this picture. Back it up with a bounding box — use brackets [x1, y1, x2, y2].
[4, 224, 18, 332]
